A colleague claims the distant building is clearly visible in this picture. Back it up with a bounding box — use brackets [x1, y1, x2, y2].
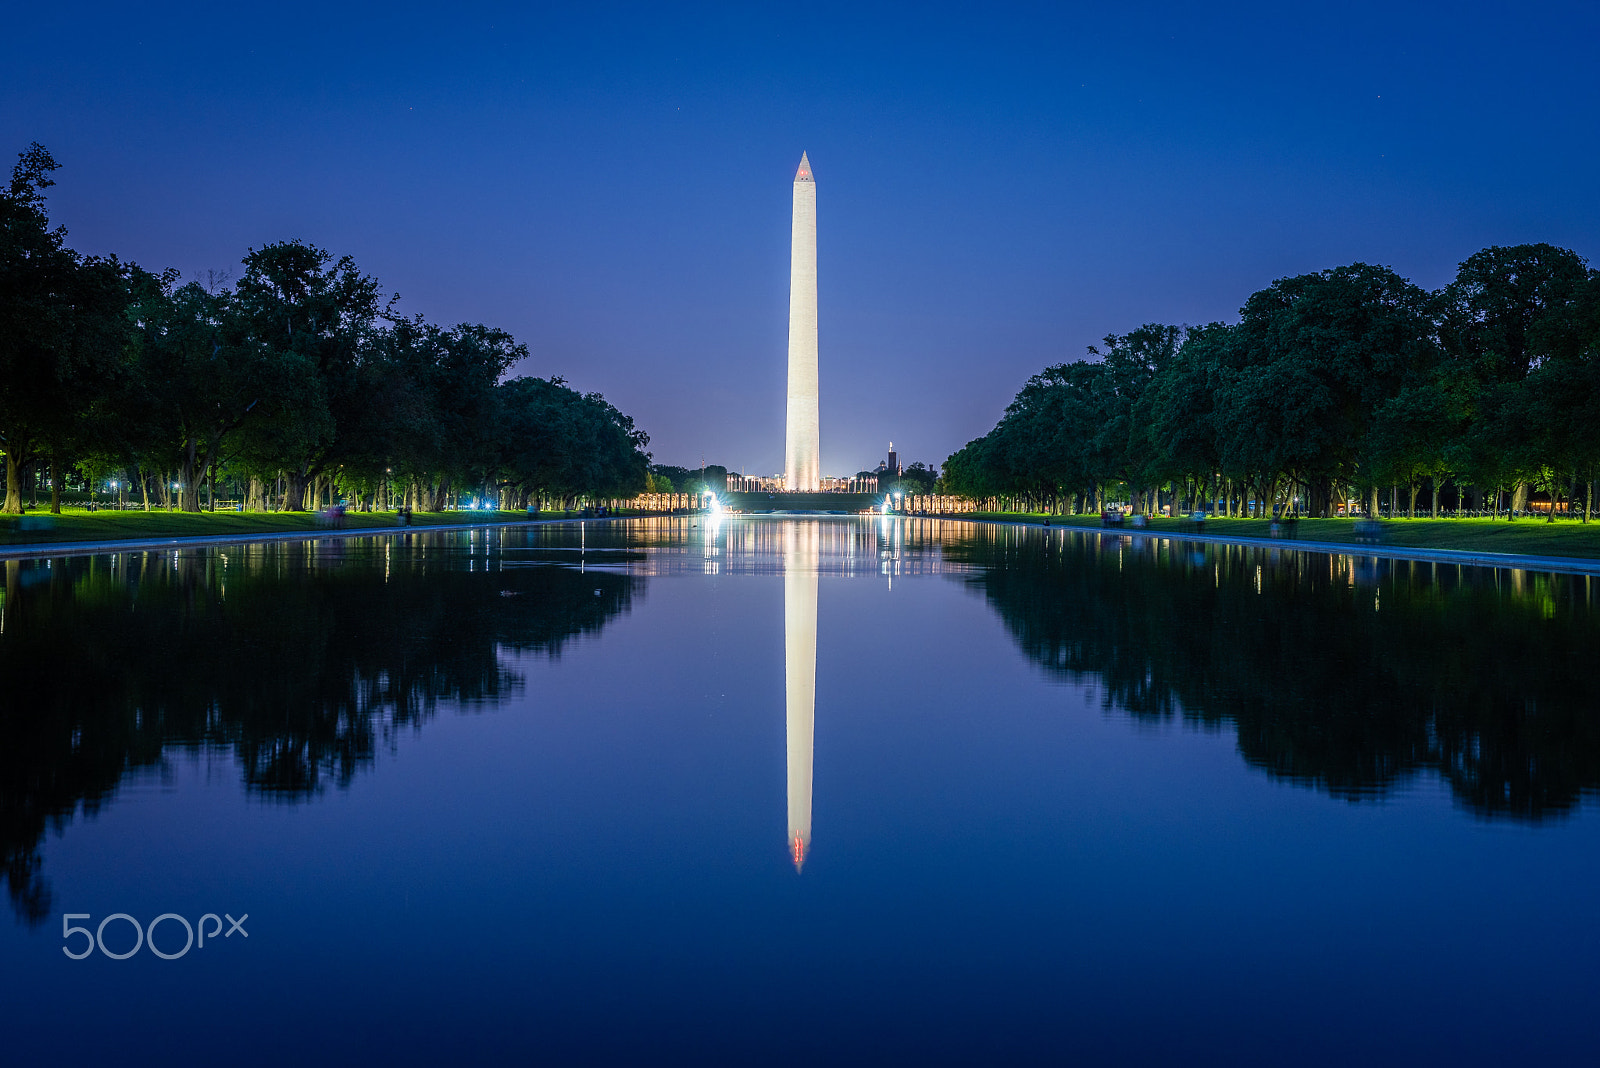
[726, 472, 787, 492]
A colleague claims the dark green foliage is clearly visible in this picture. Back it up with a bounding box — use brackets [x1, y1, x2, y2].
[0, 144, 134, 513]
[893, 461, 937, 494]
[498, 376, 650, 505]
[648, 463, 727, 495]
[0, 143, 653, 513]
[948, 250, 1600, 518]
[223, 241, 383, 509]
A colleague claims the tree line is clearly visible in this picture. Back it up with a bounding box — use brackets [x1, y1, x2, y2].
[0, 143, 651, 515]
[940, 245, 1600, 519]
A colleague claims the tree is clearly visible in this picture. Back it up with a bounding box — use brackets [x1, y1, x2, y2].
[1092, 324, 1182, 512]
[1145, 323, 1229, 512]
[1435, 244, 1592, 515]
[990, 360, 1111, 507]
[418, 322, 526, 508]
[700, 465, 729, 493]
[939, 436, 1003, 501]
[1221, 263, 1435, 516]
[497, 377, 650, 507]
[1368, 384, 1460, 516]
[224, 241, 383, 510]
[895, 462, 938, 495]
[0, 144, 132, 513]
[118, 270, 278, 512]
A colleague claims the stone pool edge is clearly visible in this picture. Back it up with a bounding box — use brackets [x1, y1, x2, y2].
[0, 516, 638, 561]
[934, 515, 1600, 576]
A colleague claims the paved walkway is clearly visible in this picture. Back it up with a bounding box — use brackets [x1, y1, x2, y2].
[0, 516, 626, 561]
[961, 516, 1600, 576]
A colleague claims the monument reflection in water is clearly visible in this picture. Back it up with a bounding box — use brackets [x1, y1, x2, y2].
[784, 522, 818, 870]
[700, 515, 927, 872]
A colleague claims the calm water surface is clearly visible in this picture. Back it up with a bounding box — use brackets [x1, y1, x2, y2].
[4, 517, 1599, 1065]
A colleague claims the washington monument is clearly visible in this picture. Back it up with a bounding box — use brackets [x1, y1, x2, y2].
[784, 152, 820, 492]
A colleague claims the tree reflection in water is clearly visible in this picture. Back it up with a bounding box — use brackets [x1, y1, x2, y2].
[943, 524, 1600, 821]
[0, 533, 640, 926]
[9, 518, 1600, 929]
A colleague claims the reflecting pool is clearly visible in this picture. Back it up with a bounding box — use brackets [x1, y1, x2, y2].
[4, 518, 1600, 1064]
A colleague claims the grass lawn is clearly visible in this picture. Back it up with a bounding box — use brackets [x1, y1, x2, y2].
[951, 512, 1600, 560]
[0, 508, 599, 548]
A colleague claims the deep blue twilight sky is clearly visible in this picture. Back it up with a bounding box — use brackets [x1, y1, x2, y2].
[5, 2, 1598, 476]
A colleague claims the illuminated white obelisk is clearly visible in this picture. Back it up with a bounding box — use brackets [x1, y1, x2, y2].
[785, 522, 818, 870]
[784, 153, 820, 492]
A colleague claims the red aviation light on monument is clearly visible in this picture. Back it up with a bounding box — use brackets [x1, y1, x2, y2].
[785, 523, 817, 875]
[794, 151, 814, 182]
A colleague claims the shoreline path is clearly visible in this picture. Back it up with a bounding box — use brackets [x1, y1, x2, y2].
[5, 514, 1600, 576]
